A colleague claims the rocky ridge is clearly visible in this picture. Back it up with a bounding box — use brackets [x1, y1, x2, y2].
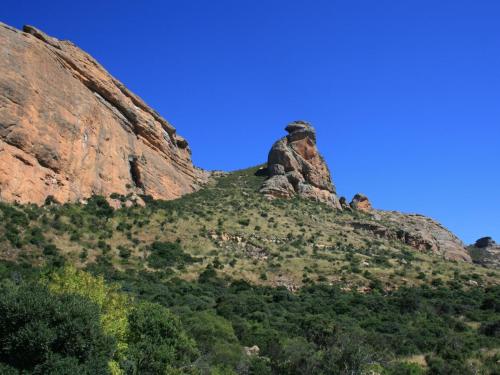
[367, 211, 471, 262]
[259, 123, 471, 262]
[0, 23, 205, 204]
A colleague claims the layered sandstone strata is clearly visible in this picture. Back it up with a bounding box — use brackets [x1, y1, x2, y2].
[0, 23, 204, 204]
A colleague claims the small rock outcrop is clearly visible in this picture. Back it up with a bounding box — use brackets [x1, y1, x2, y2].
[260, 121, 341, 208]
[244, 346, 260, 357]
[0, 23, 205, 204]
[350, 193, 372, 212]
[467, 237, 500, 268]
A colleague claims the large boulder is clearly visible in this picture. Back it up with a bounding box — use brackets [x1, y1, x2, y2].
[260, 121, 341, 208]
[350, 193, 372, 212]
[0, 23, 206, 204]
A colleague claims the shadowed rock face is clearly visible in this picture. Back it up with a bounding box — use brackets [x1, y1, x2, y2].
[0, 23, 206, 204]
[260, 121, 341, 208]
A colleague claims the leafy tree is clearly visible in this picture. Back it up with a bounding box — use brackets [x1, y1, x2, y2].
[147, 241, 197, 269]
[184, 311, 244, 370]
[126, 301, 198, 374]
[47, 266, 130, 361]
[0, 282, 114, 373]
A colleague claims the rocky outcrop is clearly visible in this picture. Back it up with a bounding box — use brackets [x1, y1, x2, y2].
[260, 121, 341, 208]
[370, 211, 472, 261]
[350, 193, 372, 212]
[0, 23, 205, 204]
[467, 237, 500, 268]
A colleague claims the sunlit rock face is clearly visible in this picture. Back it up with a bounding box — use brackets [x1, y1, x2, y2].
[0, 23, 205, 204]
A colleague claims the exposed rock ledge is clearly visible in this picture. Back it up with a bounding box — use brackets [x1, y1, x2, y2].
[0, 23, 206, 204]
[369, 211, 472, 262]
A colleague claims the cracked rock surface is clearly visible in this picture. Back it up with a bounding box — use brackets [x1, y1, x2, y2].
[0, 23, 205, 204]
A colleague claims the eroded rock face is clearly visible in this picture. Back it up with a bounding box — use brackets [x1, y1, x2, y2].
[350, 193, 372, 212]
[260, 121, 341, 208]
[373, 211, 472, 261]
[0, 23, 205, 204]
[467, 237, 500, 268]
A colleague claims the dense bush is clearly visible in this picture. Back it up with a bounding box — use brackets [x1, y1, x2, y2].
[0, 281, 114, 374]
[92, 265, 498, 374]
[0, 261, 499, 374]
[126, 301, 198, 374]
[147, 241, 198, 269]
[0, 267, 202, 374]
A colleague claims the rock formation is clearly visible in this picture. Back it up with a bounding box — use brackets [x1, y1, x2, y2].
[0, 23, 205, 204]
[260, 121, 341, 208]
[372, 211, 472, 261]
[467, 237, 500, 268]
[350, 193, 372, 212]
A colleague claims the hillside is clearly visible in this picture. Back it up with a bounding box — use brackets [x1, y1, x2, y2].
[1, 166, 498, 292]
[0, 168, 499, 374]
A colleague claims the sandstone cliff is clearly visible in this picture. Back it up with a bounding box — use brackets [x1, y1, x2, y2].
[260, 121, 341, 208]
[0, 23, 204, 204]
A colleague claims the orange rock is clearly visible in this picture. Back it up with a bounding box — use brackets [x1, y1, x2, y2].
[350, 193, 372, 212]
[0, 23, 206, 204]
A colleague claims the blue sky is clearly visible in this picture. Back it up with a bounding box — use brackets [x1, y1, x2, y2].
[3, 1, 499, 243]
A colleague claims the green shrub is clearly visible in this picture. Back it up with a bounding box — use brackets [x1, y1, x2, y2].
[0, 282, 114, 373]
[43, 243, 60, 256]
[184, 311, 243, 370]
[126, 301, 198, 374]
[147, 241, 198, 269]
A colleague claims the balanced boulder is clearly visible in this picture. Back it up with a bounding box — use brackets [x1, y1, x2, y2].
[350, 193, 372, 212]
[260, 121, 341, 208]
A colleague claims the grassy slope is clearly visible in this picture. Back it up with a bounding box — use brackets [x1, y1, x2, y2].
[0, 166, 498, 292]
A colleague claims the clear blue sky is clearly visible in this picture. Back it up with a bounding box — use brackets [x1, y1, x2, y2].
[3, 1, 499, 244]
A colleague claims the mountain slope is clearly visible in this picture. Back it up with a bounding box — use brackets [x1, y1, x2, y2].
[0, 166, 496, 292]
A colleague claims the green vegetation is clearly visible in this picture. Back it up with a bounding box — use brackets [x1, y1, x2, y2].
[0, 167, 499, 373]
[0, 167, 497, 290]
[0, 263, 498, 374]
